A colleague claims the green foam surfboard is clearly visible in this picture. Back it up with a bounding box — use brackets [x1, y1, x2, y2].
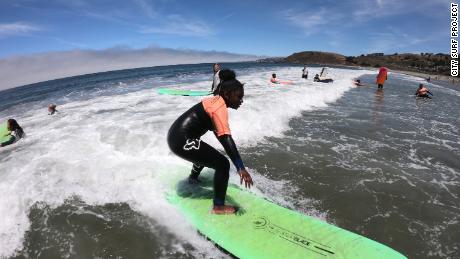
[157, 88, 211, 96]
[167, 174, 407, 259]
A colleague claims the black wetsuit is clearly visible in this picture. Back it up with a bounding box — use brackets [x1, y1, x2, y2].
[167, 100, 245, 206]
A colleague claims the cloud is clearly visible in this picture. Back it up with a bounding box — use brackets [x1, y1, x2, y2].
[140, 15, 213, 37]
[0, 22, 42, 36]
[352, 0, 451, 21]
[132, 0, 156, 18]
[0, 46, 259, 91]
[279, 8, 345, 36]
[366, 26, 432, 53]
[280, 8, 330, 34]
[281, 0, 450, 34]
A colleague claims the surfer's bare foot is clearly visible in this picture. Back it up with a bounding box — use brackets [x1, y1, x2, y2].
[211, 205, 237, 215]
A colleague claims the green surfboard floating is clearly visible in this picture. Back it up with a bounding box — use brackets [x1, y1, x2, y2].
[157, 88, 211, 96]
[167, 174, 406, 259]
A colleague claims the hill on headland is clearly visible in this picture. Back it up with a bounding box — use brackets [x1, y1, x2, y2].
[284, 51, 347, 65]
[260, 51, 452, 76]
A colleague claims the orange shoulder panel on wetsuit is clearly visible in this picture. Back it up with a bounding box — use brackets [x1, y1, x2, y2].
[202, 96, 231, 137]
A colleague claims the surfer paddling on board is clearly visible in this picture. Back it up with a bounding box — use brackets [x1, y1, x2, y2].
[48, 103, 58, 115]
[270, 73, 292, 85]
[1, 119, 25, 147]
[167, 69, 253, 215]
[415, 83, 433, 99]
[352, 79, 364, 86]
[270, 73, 279, 84]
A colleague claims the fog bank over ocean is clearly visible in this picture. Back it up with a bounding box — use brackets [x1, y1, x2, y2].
[0, 46, 259, 91]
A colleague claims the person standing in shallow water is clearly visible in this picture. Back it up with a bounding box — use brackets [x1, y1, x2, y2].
[376, 67, 388, 89]
[212, 69, 238, 95]
[302, 65, 308, 79]
[167, 69, 253, 215]
[211, 63, 221, 93]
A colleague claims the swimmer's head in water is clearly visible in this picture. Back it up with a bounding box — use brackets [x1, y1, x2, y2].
[419, 83, 424, 88]
[272, 73, 276, 78]
[220, 81, 244, 110]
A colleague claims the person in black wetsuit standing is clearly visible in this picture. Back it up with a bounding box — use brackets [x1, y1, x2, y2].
[167, 69, 253, 215]
[211, 63, 221, 92]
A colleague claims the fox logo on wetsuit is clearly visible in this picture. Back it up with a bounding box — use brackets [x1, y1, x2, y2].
[183, 139, 201, 151]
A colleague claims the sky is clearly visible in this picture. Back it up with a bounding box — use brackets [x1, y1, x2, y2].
[0, 0, 453, 89]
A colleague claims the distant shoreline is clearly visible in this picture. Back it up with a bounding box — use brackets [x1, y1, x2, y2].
[284, 62, 460, 86]
[285, 62, 460, 86]
[261, 51, 458, 86]
[354, 65, 460, 86]
[392, 69, 459, 85]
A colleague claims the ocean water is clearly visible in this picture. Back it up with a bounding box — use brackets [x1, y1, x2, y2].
[0, 62, 458, 259]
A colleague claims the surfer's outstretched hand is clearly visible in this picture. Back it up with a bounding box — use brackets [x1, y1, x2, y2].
[239, 169, 253, 189]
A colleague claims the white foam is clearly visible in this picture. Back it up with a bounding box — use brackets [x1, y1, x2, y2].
[0, 65, 369, 257]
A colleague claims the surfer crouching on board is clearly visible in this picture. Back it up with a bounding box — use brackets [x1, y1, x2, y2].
[167, 69, 253, 215]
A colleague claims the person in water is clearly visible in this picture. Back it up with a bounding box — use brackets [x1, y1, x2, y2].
[353, 79, 364, 86]
[211, 63, 221, 92]
[313, 74, 320, 82]
[415, 84, 433, 98]
[212, 69, 237, 95]
[48, 104, 58, 115]
[270, 73, 279, 84]
[1, 119, 25, 147]
[167, 69, 253, 215]
[302, 65, 308, 79]
[376, 67, 388, 89]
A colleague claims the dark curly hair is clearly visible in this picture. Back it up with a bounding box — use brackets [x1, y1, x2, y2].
[8, 119, 24, 138]
[213, 69, 243, 96]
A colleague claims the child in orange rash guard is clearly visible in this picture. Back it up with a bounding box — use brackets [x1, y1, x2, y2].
[167, 69, 253, 215]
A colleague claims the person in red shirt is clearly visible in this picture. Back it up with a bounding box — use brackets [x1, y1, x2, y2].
[376, 67, 388, 89]
[167, 69, 253, 215]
